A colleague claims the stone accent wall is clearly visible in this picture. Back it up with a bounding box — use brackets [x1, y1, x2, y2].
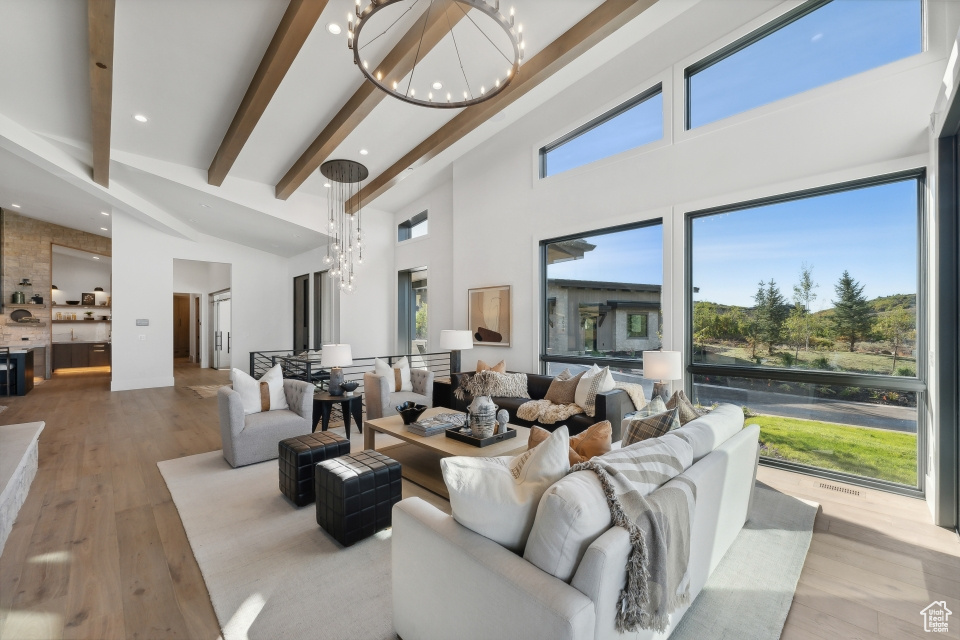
[1, 210, 112, 375]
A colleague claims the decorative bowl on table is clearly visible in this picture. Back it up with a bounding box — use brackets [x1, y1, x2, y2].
[340, 381, 359, 394]
[396, 402, 427, 425]
[66, 300, 80, 305]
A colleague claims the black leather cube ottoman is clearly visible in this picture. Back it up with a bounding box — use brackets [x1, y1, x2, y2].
[315, 451, 402, 546]
[278, 432, 351, 507]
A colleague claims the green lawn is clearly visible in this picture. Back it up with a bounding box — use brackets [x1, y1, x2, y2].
[750, 414, 917, 485]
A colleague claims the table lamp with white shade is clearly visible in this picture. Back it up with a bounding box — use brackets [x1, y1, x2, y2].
[440, 330, 473, 374]
[321, 344, 353, 396]
[642, 350, 682, 402]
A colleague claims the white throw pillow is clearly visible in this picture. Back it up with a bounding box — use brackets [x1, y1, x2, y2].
[441, 426, 571, 553]
[374, 356, 413, 392]
[230, 365, 289, 415]
[574, 365, 615, 416]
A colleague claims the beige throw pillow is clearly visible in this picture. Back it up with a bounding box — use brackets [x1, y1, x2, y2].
[441, 426, 571, 553]
[476, 359, 507, 373]
[544, 371, 585, 405]
[528, 421, 612, 466]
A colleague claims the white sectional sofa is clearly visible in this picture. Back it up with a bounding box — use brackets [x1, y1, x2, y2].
[392, 404, 760, 640]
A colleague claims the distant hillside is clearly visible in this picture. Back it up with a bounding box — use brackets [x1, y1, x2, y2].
[697, 292, 915, 317]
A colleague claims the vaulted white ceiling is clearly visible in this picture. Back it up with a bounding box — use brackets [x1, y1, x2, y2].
[0, 0, 728, 255]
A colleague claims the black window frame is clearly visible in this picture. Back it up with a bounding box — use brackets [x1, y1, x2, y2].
[539, 83, 663, 179]
[398, 210, 428, 242]
[685, 169, 928, 497]
[539, 218, 664, 373]
[684, 0, 922, 130]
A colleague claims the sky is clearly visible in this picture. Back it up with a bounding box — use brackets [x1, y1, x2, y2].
[548, 224, 663, 285]
[690, 0, 921, 128]
[691, 178, 918, 308]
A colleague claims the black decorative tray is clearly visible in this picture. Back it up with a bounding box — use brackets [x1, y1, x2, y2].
[445, 426, 517, 448]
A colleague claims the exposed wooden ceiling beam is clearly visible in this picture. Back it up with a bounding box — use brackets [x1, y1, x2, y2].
[275, 0, 465, 200]
[88, 0, 115, 187]
[351, 0, 658, 211]
[207, 0, 329, 187]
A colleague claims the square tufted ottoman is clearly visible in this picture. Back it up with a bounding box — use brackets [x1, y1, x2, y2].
[315, 451, 402, 546]
[278, 432, 351, 507]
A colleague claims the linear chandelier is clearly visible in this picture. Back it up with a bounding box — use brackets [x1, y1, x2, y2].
[348, 0, 524, 109]
[321, 159, 368, 294]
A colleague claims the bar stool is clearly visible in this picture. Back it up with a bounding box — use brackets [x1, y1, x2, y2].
[0, 347, 13, 396]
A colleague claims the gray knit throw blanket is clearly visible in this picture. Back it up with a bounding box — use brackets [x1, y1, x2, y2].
[571, 439, 696, 633]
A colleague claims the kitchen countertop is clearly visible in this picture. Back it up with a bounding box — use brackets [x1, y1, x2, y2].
[52, 341, 111, 345]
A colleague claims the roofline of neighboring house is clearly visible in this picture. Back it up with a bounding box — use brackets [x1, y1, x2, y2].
[547, 279, 662, 292]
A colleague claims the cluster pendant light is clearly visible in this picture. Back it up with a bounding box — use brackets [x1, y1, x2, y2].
[320, 160, 368, 294]
[347, 0, 524, 109]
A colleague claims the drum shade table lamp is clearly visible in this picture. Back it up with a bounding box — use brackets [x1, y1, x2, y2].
[643, 350, 682, 402]
[440, 330, 473, 374]
[322, 344, 353, 396]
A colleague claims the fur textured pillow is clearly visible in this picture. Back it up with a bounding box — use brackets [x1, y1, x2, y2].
[528, 420, 612, 466]
[544, 370, 585, 404]
[466, 370, 530, 399]
[476, 359, 507, 374]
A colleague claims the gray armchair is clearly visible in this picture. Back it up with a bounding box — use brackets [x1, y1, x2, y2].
[218, 379, 314, 468]
[363, 368, 434, 420]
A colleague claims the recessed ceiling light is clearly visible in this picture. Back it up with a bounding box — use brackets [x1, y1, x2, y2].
[432, 81, 443, 90]
[100, 211, 109, 216]
[359, 149, 369, 155]
[92, 256, 100, 260]
[327, 23, 341, 35]
[133, 114, 148, 123]
[100, 227, 108, 231]
[199, 203, 210, 208]
[323, 182, 331, 188]
[11, 203, 21, 208]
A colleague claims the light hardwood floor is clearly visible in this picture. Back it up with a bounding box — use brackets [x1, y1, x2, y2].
[0, 364, 957, 639]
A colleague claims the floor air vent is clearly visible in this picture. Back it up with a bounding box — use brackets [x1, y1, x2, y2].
[819, 482, 860, 496]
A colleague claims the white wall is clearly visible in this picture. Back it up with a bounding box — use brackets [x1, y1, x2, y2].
[112, 211, 291, 391]
[393, 178, 454, 355]
[286, 205, 395, 359]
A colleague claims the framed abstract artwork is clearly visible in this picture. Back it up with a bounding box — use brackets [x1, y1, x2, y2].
[468, 285, 511, 347]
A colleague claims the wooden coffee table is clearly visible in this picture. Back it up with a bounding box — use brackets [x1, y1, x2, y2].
[364, 407, 530, 498]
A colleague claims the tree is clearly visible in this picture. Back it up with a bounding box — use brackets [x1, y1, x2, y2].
[784, 305, 807, 360]
[415, 302, 428, 340]
[754, 279, 788, 353]
[876, 307, 915, 373]
[831, 270, 873, 352]
[792, 263, 819, 350]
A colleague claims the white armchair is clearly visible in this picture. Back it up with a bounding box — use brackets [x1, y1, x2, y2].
[218, 379, 314, 468]
[364, 369, 434, 420]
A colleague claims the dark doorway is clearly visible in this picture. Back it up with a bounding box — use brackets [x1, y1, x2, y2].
[294, 274, 309, 353]
[173, 294, 190, 358]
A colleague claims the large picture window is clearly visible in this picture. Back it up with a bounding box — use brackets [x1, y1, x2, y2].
[688, 173, 925, 492]
[686, 0, 922, 129]
[541, 222, 663, 383]
[540, 85, 662, 178]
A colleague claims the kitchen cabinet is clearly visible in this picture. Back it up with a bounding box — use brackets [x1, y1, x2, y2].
[52, 343, 110, 370]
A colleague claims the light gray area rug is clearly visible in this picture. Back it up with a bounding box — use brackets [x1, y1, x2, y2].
[158, 429, 447, 640]
[671, 486, 819, 640]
